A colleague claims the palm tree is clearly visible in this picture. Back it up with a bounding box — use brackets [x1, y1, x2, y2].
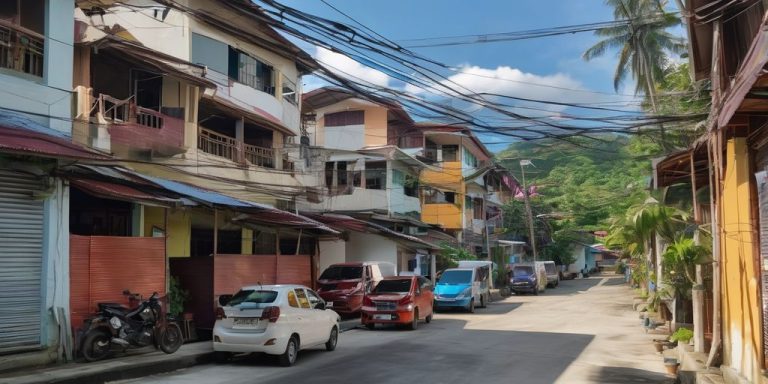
[583, 0, 686, 149]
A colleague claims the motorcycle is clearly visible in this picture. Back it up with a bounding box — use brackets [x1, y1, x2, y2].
[80, 290, 183, 362]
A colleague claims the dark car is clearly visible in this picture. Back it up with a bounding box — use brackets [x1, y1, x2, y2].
[509, 264, 543, 295]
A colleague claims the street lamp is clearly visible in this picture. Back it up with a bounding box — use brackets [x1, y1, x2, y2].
[520, 160, 538, 263]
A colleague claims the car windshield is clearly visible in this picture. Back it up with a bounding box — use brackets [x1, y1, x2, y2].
[513, 267, 534, 277]
[438, 270, 472, 285]
[227, 290, 278, 307]
[373, 279, 412, 293]
[319, 266, 362, 280]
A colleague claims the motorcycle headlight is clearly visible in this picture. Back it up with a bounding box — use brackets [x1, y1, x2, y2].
[109, 316, 122, 329]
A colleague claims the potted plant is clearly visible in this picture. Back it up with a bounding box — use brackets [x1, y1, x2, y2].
[168, 275, 189, 319]
[664, 358, 680, 376]
[669, 327, 693, 345]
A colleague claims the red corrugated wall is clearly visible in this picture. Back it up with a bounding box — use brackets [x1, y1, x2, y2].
[276, 255, 312, 287]
[214, 255, 277, 296]
[69, 235, 166, 333]
[69, 235, 91, 330]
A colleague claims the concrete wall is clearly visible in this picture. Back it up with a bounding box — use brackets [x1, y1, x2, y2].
[318, 240, 346, 275]
[0, 0, 73, 134]
[312, 99, 389, 149]
[719, 137, 762, 383]
[346, 232, 398, 268]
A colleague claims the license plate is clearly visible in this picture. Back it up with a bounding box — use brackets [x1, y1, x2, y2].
[373, 314, 392, 320]
[326, 301, 334, 307]
[233, 318, 260, 327]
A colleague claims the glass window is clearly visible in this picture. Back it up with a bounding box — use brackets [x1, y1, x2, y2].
[295, 289, 310, 309]
[325, 110, 364, 127]
[282, 75, 297, 105]
[227, 290, 278, 306]
[287, 290, 299, 308]
[513, 266, 534, 277]
[306, 290, 322, 308]
[437, 270, 472, 285]
[442, 145, 458, 162]
[365, 161, 387, 190]
[373, 279, 413, 293]
[234, 50, 274, 94]
[319, 266, 362, 280]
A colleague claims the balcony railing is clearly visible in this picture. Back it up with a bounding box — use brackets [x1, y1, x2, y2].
[198, 127, 276, 168]
[199, 127, 238, 162]
[0, 21, 44, 77]
[244, 143, 274, 168]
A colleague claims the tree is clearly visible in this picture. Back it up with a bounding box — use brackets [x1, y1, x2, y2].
[583, 0, 686, 150]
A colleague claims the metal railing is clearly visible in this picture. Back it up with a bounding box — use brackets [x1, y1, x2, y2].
[244, 143, 274, 168]
[199, 127, 239, 162]
[0, 21, 44, 77]
[91, 94, 165, 129]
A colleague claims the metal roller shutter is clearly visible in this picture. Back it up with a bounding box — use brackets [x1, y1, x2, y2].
[0, 169, 43, 352]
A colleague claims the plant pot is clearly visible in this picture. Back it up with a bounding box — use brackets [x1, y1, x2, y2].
[653, 341, 664, 353]
[664, 362, 679, 376]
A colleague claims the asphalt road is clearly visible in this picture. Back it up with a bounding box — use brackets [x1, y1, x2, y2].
[112, 276, 673, 384]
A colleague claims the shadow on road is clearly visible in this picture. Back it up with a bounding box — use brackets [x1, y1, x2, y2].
[436, 302, 523, 316]
[585, 366, 674, 383]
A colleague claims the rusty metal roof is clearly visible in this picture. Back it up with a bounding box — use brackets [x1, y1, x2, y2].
[0, 123, 108, 160]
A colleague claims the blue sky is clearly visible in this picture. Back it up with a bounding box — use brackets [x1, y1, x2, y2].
[277, 0, 680, 151]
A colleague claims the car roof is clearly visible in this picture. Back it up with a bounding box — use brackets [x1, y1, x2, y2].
[443, 268, 474, 272]
[381, 275, 416, 280]
[239, 284, 310, 291]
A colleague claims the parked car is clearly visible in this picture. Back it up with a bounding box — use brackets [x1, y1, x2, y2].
[316, 262, 396, 315]
[213, 285, 340, 366]
[509, 263, 547, 295]
[361, 275, 434, 330]
[433, 266, 490, 312]
[537, 260, 560, 288]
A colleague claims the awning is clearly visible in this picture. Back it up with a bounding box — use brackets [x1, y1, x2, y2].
[233, 212, 340, 234]
[201, 90, 296, 137]
[69, 178, 184, 207]
[0, 119, 108, 161]
[712, 16, 768, 129]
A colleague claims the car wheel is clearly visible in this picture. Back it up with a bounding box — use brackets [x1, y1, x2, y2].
[534, 287, 539, 296]
[480, 294, 486, 308]
[468, 299, 475, 313]
[325, 327, 338, 351]
[408, 309, 419, 330]
[278, 336, 298, 367]
[425, 313, 433, 323]
[365, 323, 375, 330]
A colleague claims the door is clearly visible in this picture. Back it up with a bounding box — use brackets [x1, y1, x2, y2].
[416, 277, 434, 317]
[0, 169, 44, 353]
[306, 288, 331, 345]
[293, 288, 316, 345]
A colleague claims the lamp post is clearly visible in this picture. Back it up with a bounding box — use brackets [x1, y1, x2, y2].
[520, 160, 538, 263]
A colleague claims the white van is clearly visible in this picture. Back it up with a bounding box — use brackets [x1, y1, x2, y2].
[536, 261, 560, 288]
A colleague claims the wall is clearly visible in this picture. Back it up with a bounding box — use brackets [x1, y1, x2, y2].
[720, 137, 762, 383]
[567, 245, 586, 273]
[313, 99, 389, 149]
[318, 240, 346, 275]
[142, 207, 191, 258]
[422, 203, 463, 230]
[345, 232, 398, 268]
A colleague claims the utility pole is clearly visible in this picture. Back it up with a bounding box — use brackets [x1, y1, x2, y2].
[520, 160, 537, 262]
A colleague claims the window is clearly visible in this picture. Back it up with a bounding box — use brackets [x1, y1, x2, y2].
[0, 0, 44, 77]
[325, 110, 364, 127]
[373, 279, 413, 293]
[463, 147, 478, 168]
[337, 161, 348, 187]
[228, 47, 274, 95]
[325, 162, 335, 188]
[423, 190, 456, 204]
[365, 161, 387, 190]
[392, 169, 404, 186]
[282, 75, 297, 105]
[227, 290, 278, 306]
[473, 198, 484, 220]
[306, 290, 322, 308]
[287, 290, 299, 308]
[404, 174, 419, 197]
[294, 289, 310, 309]
[442, 145, 458, 162]
[190, 33, 228, 74]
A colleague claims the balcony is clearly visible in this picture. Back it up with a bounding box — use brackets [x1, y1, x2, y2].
[0, 21, 44, 78]
[90, 94, 185, 157]
[198, 127, 276, 169]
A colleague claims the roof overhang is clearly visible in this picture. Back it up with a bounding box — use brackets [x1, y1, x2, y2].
[200, 93, 296, 137]
[0, 125, 108, 161]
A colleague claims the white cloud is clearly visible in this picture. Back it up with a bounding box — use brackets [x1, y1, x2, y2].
[315, 47, 390, 88]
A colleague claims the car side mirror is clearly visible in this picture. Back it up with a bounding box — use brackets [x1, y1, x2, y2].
[218, 294, 233, 306]
[314, 301, 326, 310]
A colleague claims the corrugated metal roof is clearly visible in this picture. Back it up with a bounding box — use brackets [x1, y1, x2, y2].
[69, 178, 183, 207]
[304, 213, 438, 249]
[0, 125, 108, 160]
[135, 174, 271, 209]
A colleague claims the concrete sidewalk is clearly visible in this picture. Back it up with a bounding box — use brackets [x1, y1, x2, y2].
[0, 319, 361, 384]
[0, 342, 214, 384]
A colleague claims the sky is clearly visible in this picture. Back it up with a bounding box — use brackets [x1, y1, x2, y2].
[275, 0, 682, 152]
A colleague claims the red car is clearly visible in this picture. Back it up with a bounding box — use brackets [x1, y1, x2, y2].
[361, 275, 434, 330]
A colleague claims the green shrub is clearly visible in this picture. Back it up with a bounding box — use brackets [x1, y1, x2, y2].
[669, 327, 693, 343]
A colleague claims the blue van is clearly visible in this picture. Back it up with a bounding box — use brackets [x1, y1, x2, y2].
[433, 266, 490, 313]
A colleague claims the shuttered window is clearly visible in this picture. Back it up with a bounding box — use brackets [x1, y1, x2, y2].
[0, 169, 43, 352]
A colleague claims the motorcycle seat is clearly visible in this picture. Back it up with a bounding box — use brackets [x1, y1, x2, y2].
[98, 303, 128, 313]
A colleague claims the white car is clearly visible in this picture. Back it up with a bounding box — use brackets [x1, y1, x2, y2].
[213, 284, 340, 366]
